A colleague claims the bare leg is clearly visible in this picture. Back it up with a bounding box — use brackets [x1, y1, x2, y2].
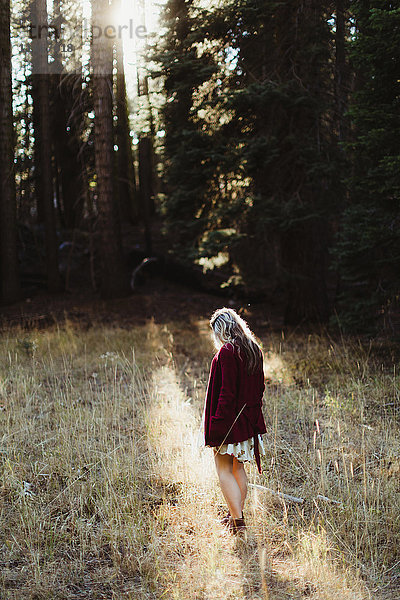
[214, 451, 242, 519]
[232, 457, 248, 513]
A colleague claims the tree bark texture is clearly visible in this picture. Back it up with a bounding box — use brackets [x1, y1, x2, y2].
[31, 0, 62, 291]
[138, 136, 153, 255]
[335, 0, 350, 142]
[92, 0, 128, 297]
[275, 1, 332, 323]
[51, 73, 86, 229]
[50, 0, 86, 229]
[281, 220, 330, 324]
[0, 0, 20, 303]
[115, 0, 137, 223]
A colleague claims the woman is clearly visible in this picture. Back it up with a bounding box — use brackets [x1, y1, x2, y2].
[204, 307, 267, 534]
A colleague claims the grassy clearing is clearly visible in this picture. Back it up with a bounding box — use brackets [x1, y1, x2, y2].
[0, 317, 399, 599]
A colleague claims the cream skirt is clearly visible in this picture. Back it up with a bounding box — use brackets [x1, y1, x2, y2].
[217, 434, 266, 463]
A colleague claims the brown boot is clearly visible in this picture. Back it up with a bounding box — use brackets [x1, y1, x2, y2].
[228, 516, 246, 535]
[221, 511, 244, 526]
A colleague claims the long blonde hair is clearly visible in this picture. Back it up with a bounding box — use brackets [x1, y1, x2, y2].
[210, 307, 263, 374]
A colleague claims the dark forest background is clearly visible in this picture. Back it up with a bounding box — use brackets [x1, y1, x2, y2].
[1, 0, 400, 335]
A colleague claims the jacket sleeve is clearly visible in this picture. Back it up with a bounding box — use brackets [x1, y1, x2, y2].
[211, 345, 238, 425]
[260, 366, 265, 397]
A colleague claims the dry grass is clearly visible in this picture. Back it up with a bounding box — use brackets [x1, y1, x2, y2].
[0, 317, 399, 599]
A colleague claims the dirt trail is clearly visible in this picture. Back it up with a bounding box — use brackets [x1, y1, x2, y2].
[144, 359, 278, 600]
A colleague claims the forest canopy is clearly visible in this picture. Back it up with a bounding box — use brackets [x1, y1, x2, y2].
[0, 0, 399, 334]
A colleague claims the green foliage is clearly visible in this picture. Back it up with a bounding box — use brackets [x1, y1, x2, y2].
[157, 1, 340, 293]
[156, 0, 219, 249]
[333, 3, 400, 332]
[156, 0, 399, 329]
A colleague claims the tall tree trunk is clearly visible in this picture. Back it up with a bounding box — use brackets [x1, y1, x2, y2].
[51, 74, 86, 229]
[281, 220, 330, 324]
[31, 67, 43, 223]
[335, 0, 350, 143]
[138, 136, 153, 254]
[51, 0, 85, 229]
[19, 58, 34, 223]
[278, 0, 331, 324]
[92, 0, 128, 297]
[137, 67, 156, 228]
[140, 73, 156, 218]
[115, 0, 137, 223]
[0, 0, 20, 303]
[31, 0, 62, 291]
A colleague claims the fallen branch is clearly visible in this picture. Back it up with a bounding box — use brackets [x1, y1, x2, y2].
[249, 483, 304, 504]
[249, 483, 343, 507]
[316, 494, 343, 506]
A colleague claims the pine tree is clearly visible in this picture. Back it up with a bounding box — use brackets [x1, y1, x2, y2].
[157, 0, 217, 252]
[157, 0, 341, 321]
[333, 2, 400, 331]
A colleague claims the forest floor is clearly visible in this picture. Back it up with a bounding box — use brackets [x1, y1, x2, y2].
[0, 282, 399, 599]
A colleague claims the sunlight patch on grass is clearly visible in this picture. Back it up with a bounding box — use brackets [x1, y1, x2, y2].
[263, 352, 292, 385]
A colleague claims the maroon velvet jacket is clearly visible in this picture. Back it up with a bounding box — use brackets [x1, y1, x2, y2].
[204, 342, 267, 472]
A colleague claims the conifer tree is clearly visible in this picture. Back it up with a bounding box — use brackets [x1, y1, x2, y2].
[158, 0, 341, 321]
[157, 0, 217, 251]
[334, 2, 400, 331]
[217, 0, 338, 322]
